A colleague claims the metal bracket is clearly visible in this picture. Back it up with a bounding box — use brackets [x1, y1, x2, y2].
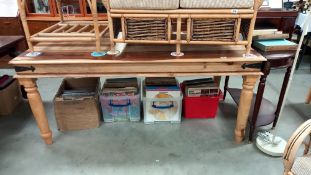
[14, 66, 36, 72]
[241, 63, 262, 69]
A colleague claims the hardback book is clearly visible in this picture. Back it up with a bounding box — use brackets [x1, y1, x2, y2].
[252, 39, 298, 52]
[253, 33, 289, 40]
[252, 29, 280, 36]
[185, 82, 219, 97]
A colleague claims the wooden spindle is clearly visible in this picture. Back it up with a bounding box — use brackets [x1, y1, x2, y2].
[17, 0, 34, 51]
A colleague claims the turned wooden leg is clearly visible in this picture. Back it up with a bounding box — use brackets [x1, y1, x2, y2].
[274, 65, 292, 128]
[235, 75, 259, 143]
[19, 78, 53, 145]
[306, 88, 311, 104]
[249, 62, 270, 142]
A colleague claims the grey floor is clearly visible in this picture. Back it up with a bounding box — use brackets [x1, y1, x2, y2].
[0, 58, 310, 175]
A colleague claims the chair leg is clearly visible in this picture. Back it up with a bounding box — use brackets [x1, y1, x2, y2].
[223, 76, 230, 100]
[306, 88, 311, 104]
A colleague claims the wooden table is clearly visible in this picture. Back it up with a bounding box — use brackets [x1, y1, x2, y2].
[0, 36, 25, 68]
[224, 51, 295, 142]
[256, 8, 299, 39]
[9, 45, 266, 145]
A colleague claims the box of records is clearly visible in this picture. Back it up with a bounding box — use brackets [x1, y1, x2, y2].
[100, 78, 140, 122]
[143, 77, 182, 124]
[182, 78, 222, 119]
[54, 78, 101, 131]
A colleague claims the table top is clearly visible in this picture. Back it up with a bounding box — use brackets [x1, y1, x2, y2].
[256, 50, 295, 69]
[9, 45, 266, 78]
[0, 36, 24, 54]
[11, 45, 265, 64]
[258, 8, 299, 18]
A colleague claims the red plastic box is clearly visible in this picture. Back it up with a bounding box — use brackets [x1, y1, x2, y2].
[182, 86, 222, 119]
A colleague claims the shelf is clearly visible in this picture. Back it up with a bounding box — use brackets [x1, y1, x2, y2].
[227, 87, 276, 127]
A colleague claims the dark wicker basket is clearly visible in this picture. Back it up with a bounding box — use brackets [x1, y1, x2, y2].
[125, 18, 168, 40]
[191, 19, 237, 41]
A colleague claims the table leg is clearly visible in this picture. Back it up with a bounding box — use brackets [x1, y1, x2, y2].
[249, 62, 271, 142]
[273, 65, 292, 128]
[223, 76, 230, 100]
[213, 76, 221, 87]
[18, 78, 53, 145]
[307, 88, 311, 104]
[235, 75, 258, 143]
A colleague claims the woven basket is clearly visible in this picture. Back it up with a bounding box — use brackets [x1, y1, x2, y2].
[125, 18, 168, 40]
[191, 19, 237, 41]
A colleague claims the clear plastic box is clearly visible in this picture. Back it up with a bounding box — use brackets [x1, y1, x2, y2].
[100, 94, 141, 122]
[143, 95, 182, 124]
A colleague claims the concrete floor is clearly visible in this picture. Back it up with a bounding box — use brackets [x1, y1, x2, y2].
[0, 59, 310, 175]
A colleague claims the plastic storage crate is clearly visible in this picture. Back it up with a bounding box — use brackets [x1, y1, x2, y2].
[183, 91, 222, 119]
[143, 95, 182, 124]
[100, 94, 141, 122]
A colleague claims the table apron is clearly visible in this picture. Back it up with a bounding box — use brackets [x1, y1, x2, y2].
[13, 61, 263, 76]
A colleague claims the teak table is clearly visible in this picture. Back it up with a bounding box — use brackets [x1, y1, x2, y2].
[9, 45, 266, 145]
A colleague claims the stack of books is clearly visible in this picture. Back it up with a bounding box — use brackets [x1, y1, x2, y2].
[252, 29, 298, 52]
[102, 78, 139, 97]
[183, 78, 219, 97]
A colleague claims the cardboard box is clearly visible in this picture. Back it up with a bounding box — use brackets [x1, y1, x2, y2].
[0, 78, 22, 116]
[54, 78, 101, 132]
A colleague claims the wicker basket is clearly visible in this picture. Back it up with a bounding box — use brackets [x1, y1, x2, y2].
[191, 18, 237, 41]
[125, 18, 168, 40]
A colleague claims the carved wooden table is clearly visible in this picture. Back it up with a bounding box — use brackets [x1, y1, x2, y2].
[9, 45, 266, 145]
